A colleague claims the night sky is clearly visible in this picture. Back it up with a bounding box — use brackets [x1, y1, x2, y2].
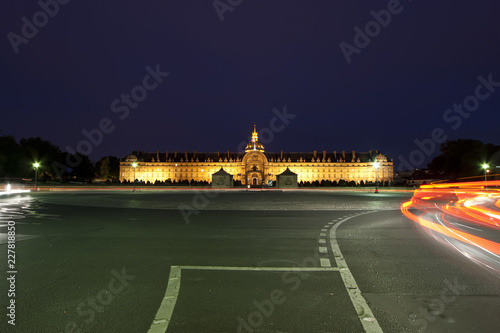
[1, 0, 499, 170]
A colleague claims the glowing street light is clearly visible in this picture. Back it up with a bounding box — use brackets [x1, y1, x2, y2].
[374, 162, 380, 193]
[132, 162, 137, 192]
[33, 162, 40, 191]
[482, 163, 490, 189]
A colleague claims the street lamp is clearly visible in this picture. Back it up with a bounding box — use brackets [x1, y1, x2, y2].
[482, 163, 489, 189]
[132, 162, 137, 192]
[374, 162, 380, 193]
[33, 162, 40, 192]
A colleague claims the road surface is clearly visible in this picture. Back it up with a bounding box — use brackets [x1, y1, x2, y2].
[1, 190, 499, 332]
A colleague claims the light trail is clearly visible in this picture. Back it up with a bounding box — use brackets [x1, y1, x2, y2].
[401, 181, 500, 276]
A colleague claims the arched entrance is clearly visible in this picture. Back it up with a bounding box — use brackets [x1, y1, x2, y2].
[246, 171, 263, 186]
[250, 172, 260, 185]
[242, 151, 268, 186]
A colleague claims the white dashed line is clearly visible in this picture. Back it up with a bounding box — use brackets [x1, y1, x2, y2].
[147, 266, 181, 333]
[320, 258, 331, 267]
[329, 211, 383, 333]
[320, 232, 327, 237]
[319, 246, 328, 254]
[319, 239, 326, 244]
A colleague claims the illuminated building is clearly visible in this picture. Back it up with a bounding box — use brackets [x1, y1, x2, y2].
[119, 125, 394, 185]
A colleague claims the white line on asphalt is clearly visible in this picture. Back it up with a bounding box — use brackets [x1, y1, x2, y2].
[321, 228, 328, 232]
[320, 232, 327, 237]
[320, 258, 331, 267]
[147, 266, 181, 333]
[179, 265, 340, 272]
[329, 211, 383, 333]
[319, 239, 326, 244]
[450, 222, 483, 232]
[147, 263, 341, 333]
[319, 246, 328, 254]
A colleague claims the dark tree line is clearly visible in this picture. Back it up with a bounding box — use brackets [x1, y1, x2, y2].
[0, 135, 119, 182]
[428, 139, 500, 179]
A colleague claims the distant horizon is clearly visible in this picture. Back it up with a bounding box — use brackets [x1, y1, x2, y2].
[4, 130, 499, 171]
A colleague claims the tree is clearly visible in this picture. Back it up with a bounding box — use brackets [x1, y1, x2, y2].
[428, 139, 500, 179]
[97, 157, 110, 178]
[20, 137, 64, 179]
[95, 156, 120, 180]
[0, 136, 24, 178]
[66, 153, 95, 181]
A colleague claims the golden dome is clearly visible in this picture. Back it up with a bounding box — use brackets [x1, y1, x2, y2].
[245, 124, 265, 152]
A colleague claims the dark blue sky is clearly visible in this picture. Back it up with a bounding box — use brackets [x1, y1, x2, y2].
[1, 0, 499, 170]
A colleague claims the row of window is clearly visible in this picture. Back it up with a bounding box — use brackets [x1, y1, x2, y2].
[124, 167, 391, 173]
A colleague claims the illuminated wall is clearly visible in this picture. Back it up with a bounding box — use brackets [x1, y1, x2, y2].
[119, 152, 393, 184]
[119, 127, 394, 184]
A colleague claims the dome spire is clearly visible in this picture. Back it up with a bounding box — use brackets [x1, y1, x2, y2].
[245, 124, 265, 152]
[251, 123, 258, 143]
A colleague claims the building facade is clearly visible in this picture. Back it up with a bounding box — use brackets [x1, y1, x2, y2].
[119, 126, 394, 185]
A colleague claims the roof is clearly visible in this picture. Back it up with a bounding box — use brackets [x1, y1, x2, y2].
[277, 167, 297, 176]
[126, 150, 389, 163]
[212, 167, 231, 175]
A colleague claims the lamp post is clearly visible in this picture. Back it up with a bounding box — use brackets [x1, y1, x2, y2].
[374, 162, 380, 193]
[33, 162, 40, 192]
[132, 162, 137, 192]
[482, 163, 489, 189]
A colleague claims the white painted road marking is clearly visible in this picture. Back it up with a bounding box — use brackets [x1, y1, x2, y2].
[148, 265, 340, 332]
[329, 211, 383, 333]
[147, 266, 181, 333]
[148, 211, 380, 333]
[320, 258, 331, 267]
[179, 265, 339, 272]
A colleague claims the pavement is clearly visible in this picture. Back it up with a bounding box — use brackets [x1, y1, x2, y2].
[0, 190, 499, 333]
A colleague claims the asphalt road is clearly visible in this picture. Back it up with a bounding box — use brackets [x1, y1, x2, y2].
[1, 190, 499, 333]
